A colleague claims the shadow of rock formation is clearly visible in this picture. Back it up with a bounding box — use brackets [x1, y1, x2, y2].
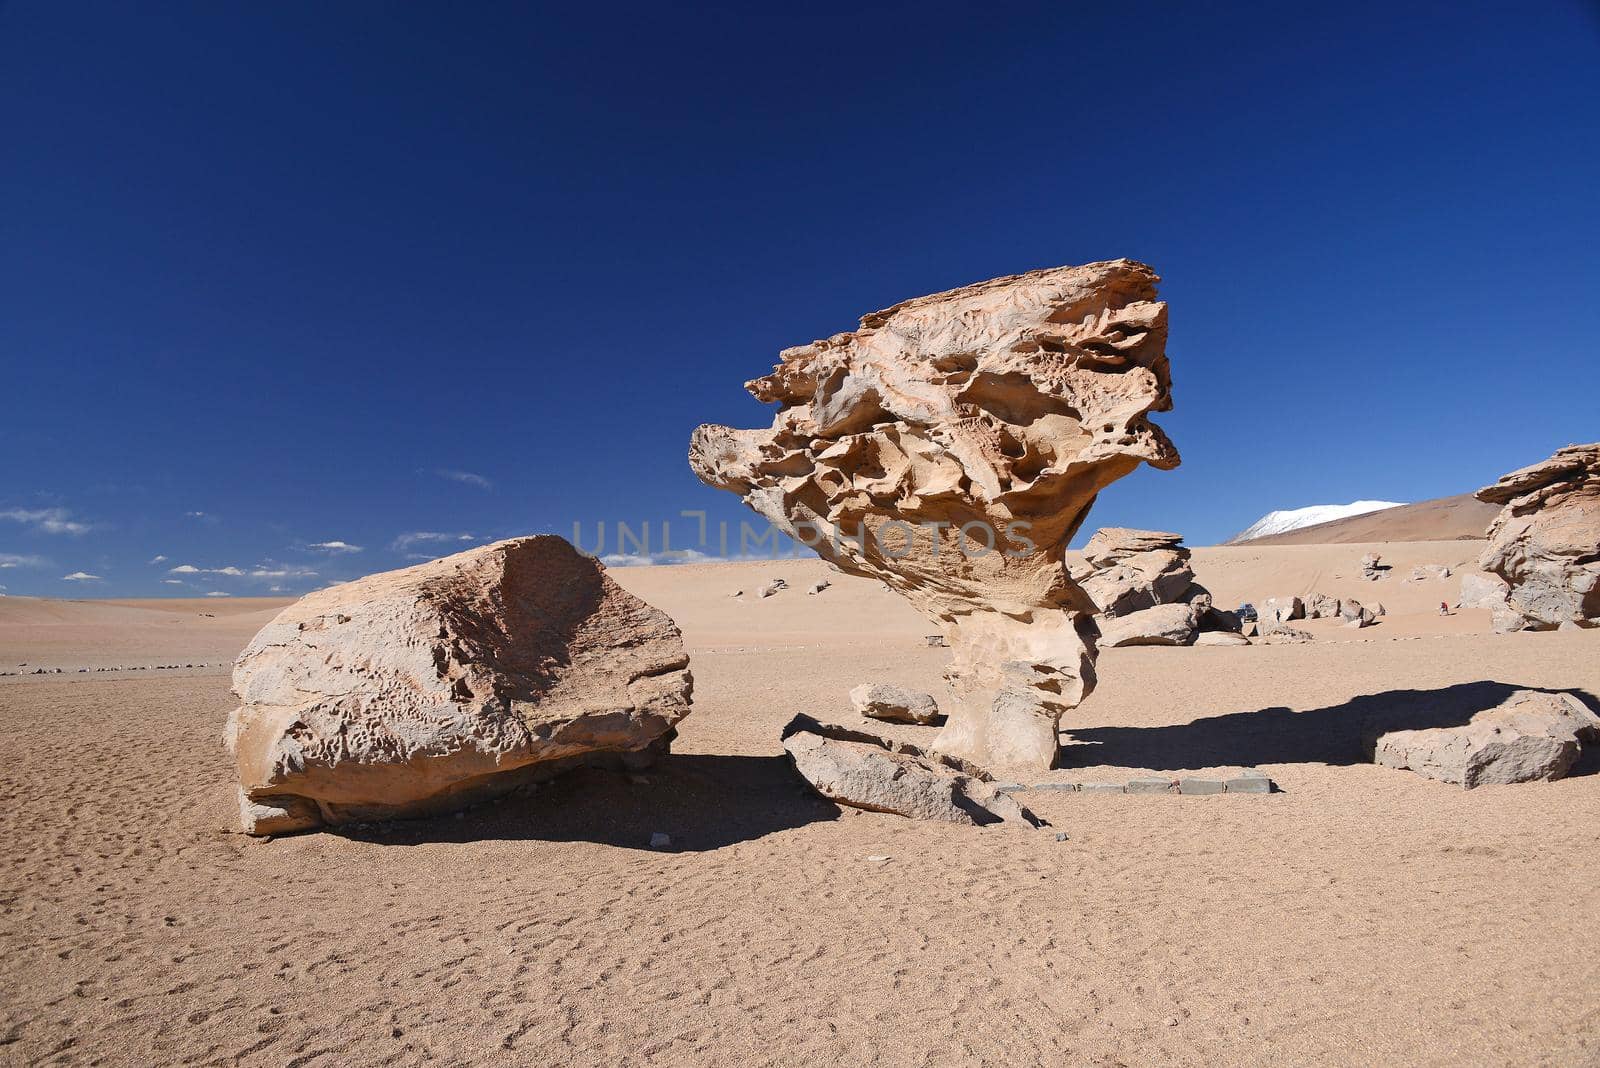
[1060, 682, 1600, 774]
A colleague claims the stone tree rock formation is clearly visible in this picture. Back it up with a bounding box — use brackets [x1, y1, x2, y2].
[1475, 443, 1600, 630]
[689, 260, 1178, 769]
[228, 536, 692, 834]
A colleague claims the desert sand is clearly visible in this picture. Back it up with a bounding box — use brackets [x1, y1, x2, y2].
[2, 541, 1598, 1066]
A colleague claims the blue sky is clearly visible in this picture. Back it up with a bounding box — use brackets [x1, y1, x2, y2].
[1, 2, 1596, 598]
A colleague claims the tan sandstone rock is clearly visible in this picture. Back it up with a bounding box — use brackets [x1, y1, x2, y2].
[1457, 573, 1510, 610]
[227, 536, 693, 834]
[1097, 603, 1200, 647]
[1475, 443, 1600, 630]
[780, 715, 1038, 826]
[690, 260, 1177, 769]
[1372, 690, 1599, 787]
[849, 683, 941, 724]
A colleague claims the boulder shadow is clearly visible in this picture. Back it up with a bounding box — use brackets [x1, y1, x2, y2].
[338, 753, 838, 852]
[1060, 681, 1600, 773]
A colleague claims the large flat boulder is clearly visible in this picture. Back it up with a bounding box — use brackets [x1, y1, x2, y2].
[1097, 603, 1200, 647]
[227, 536, 693, 834]
[1372, 690, 1599, 788]
[781, 715, 1038, 827]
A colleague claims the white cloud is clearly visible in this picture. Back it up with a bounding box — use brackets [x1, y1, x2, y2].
[307, 540, 362, 553]
[392, 531, 479, 556]
[149, 554, 168, 565]
[162, 579, 186, 586]
[205, 590, 232, 598]
[429, 469, 493, 491]
[185, 511, 205, 518]
[168, 564, 201, 574]
[62, 571, 101, 581]
[0, 553, 48, 569]
[600, 548, 727, 567]
[212, 566, 246, 576]
[249, 566, 317, 579]
[168, 563, 245, 576]
[0, 508, 91, 535]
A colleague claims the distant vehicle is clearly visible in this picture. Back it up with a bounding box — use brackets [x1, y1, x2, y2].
[1237, 602, 1258, 622]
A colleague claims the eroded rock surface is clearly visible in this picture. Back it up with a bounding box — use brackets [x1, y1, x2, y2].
[781, 715, 1038, 826]
[849, 683, 941, 724]
[1372, 690, 1599, 787]
[691, 260, 1178, 769]
[227, 537, 693, 834]
[1475, 443, 1600, 630]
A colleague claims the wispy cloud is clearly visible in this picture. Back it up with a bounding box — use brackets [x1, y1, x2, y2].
[307, 540, 362, 553]
[149, 554, 168, 565]
[184, 511, 220, 525]
[600, 548, 731, 567]
[62, 571, 101, 581]
[427, 469, 494, 491]
[205, 591, 232, 598]
[249, 566, 318, 579]
[392, 531, 480, 558]
[162, 579, 186, 586]
[1, 508, 91, 535]
[0, 553, 48, 569]
[168, 563, 245, 576]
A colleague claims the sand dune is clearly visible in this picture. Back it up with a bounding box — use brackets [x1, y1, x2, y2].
[1230, 493, 1500, 545]
[1, 546, 1596, 1065]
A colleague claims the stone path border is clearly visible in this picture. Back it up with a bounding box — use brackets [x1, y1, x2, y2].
[993, 771, 1274, 795]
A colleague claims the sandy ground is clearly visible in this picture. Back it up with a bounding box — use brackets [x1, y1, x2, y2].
[2, 544, 1597, 1066]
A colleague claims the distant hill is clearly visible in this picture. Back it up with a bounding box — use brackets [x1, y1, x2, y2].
[1228, 493, 1499, 545]
[1231, 500, 1405, 542]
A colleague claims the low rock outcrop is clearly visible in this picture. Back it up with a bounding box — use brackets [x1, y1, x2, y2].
[1372, 690, 1599, 787]
[691, 260, 1179, 769]
[1098, 603, 1202, 647]
[781, 715, 1038, 826]
[1475, 443, 1600, 630]
[227, 536, 693, 834]
[849, 683, 941, 724]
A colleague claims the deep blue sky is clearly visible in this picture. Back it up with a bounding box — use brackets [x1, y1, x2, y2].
[2, 2, 1596, 597]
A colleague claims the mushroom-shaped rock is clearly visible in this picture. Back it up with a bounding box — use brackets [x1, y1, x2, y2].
[1475, 443, 1600, 630]
[690, 261, 1178, 770]
[227, 536, 693, 834]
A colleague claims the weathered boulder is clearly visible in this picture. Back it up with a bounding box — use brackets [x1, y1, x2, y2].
[849, 682, 941, 724]
[1098, 603, 1200, 647]
[781, 715, 1038, 826]
[1457, 573, 1510, 610]
[1475, 443, 1600, 630]
[1305, 593, 1340, 619]
[1372, 690, 1599, 787]
[1258, 624, 1314, 644]
[1360, 553, 1385, 580]
[1258, 596, 1304, 624]
[1194, 630, 1251, 647]
[227, 536, 693, 834]
[691, 261, 1178, 769]
[1409, 564, 1452, 581]
[1076, 528, 1199, 617]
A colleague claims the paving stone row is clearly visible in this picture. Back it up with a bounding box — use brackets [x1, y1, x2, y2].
[994, 771, 1274, 795]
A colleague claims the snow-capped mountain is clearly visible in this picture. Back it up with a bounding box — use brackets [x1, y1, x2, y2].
[1231, 500, 1406, 543]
